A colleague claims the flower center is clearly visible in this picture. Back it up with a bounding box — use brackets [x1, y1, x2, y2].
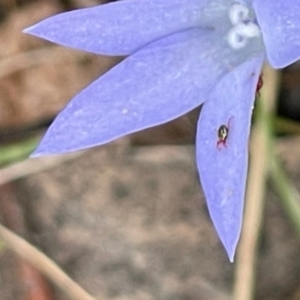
[227, 2, 261, 50]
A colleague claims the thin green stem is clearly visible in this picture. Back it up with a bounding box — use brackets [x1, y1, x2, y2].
[0, 136, 39, 167]
[259, 82, 300, 237]
[270, 153, 300, 236]
[275, 116, 300, 135]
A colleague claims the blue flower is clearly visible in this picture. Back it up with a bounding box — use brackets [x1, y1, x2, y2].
[24, 0, 300, 261]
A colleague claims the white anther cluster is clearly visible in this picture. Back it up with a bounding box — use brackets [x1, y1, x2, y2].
[227, 2, 261, 50]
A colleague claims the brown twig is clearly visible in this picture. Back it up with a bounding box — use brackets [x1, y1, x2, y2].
[0, 152, 84, 186]
[232, 65, 280, 300]
[0, 222, 98, 300]
[0, 183, 54, 300]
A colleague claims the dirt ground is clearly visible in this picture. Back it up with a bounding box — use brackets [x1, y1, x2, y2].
[0, 139, 300, 300]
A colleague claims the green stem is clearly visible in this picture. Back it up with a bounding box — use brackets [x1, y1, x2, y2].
[270, 156, 300, 235]
[259, 90, 300, 237]
[0, 136, 39, 166]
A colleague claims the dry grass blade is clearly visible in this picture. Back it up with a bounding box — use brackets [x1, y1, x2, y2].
[0, 152, 84, 186]
[232, 65, 280, 300]
[0, 222, 101, 300]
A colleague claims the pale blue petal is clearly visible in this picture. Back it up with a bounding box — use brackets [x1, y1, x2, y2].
[196, 55, 264, 261]
[253, 0, 300, 68]
[24, 0, 209, 56]
[32, 28, 258, 156]
[32, 25, 265, 157]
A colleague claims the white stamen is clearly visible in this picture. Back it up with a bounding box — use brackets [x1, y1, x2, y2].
[227, 27, 247, 49]
[235, 22, 261, 38]
[229, 3, 249, 25]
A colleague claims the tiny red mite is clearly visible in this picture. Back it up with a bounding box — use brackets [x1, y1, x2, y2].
[216, 117, 233, 149]
[256, 75, 263, 97]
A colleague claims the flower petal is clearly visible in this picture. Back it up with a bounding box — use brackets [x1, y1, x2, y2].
[31, 28, 222, 156]
[196, 55, 264, 261]
[253, 0, 300, 68]
[24, 0, 209, 56]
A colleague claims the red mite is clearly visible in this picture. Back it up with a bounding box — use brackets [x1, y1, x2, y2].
[217, 117, 233, 149]
[256, 75, 263, 97]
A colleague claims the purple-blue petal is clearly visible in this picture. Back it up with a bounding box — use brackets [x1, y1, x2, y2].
[24, 0, 209, 56]
[196, 55, 264, 261]
[253, 0, 300, 68]
[32, 28, 229, 156]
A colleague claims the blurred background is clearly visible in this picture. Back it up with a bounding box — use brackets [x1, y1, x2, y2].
[0, 1, 299, 300]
